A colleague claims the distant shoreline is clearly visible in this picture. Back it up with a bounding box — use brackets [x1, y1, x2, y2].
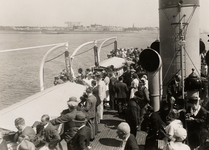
[0, 30, 159, 34]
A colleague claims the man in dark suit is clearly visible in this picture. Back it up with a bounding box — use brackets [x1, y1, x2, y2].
[13, 117, 36, 143]
[186, 95, 208, 149]
[125, 93, 140, 137]
[114, 76, 129, 115]
[144, 105, 166, 150]
[122, 66, 132, 89]
[109, 72, 117, 110]
[117, 122, 139, 150]
[70, 111, 91, 150]
[39, 114, 61, 149]
[167, 74, 182, 103]
[83, 87, 97, 140]
[50, 97, 79, 150]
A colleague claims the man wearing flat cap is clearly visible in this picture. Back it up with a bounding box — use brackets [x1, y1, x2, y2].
[50, 96, 79, 150]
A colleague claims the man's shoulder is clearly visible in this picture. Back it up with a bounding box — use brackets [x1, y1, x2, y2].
[61, 109, 70, 115]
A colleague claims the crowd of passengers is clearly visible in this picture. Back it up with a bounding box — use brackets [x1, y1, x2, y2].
[1, 50, 209, 150]
[53, 47, 142, 85]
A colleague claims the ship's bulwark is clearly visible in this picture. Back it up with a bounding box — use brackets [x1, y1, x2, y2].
[0, 82, 86, 131]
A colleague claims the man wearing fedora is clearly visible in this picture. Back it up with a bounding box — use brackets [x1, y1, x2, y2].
[50, 97, 79, 150]
[70, 111, 91, 150]
[82, 87, 97, 140]
[16, 135, 36, 150]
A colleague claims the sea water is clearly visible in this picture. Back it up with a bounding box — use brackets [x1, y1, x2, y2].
[0, 32, 208, 110]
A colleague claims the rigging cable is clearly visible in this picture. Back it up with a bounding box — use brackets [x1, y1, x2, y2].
[74, 46, 94, 56]
[101, 41, 114, 48]
[45, 52, 65, 63]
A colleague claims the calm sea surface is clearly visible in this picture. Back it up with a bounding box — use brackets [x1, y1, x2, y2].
[0, 32, 208, 110]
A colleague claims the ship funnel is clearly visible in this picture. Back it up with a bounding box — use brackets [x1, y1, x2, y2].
[159, 0, 200, 96]
[140, 48, 162, 112]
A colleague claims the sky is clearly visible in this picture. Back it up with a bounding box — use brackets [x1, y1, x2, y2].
[0, 0, 208, 31]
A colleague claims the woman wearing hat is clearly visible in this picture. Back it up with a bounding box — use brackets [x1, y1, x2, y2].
[166, 127, 190, 150]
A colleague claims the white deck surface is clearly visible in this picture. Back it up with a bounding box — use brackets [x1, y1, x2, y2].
[0, 82, 86, 131]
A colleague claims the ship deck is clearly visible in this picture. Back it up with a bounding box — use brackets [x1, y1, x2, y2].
[59, 108, 147, 150]
[2, 108, 147, 150]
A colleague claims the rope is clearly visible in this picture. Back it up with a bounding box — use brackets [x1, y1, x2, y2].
[45, 52, 65, 63]
[184, 48, 201, 76]
[0, 43, 66, 53]
[102, 41, 114, 48]
[74, 47, 94, 56]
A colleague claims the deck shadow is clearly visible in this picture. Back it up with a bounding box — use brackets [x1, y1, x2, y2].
[100, 119, 123, 129]
[99, 138, 122, 147]
[103, 111, 117, 115]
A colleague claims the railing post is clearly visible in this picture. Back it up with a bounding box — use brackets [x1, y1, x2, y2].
[94, 44, 99, 68]
[114, 40, 117, 51]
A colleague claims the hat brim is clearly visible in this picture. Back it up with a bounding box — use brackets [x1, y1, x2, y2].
[72, 118, 87, 123]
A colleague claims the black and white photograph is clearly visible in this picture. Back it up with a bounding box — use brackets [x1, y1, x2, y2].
[0, 0, 209, 150]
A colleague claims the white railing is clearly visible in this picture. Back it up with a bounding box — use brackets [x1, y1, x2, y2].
[69, 37, 117, 78]
[39, 42, 68, 91]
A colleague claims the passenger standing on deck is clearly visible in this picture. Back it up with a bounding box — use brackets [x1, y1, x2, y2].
[50, 97, 79, 150]
[95, 72, 106, 122]
[130, 73, 139, 99]
[38, 114, 61, 150]
[82, 87, 97, 141]
[116, 122, 139, 150]
[70, 111, 91, 150]
[114, 76, 129, 116]
[77, 68, 84, 79]
[13, 117, 36, 143]
[109, 72, 117, 110]
[144, 105, 166, 150]
[122, 66, 132, 90]
[83, 72, 93, 87]
[103, 71, 110, 107]
[125, 92, 141, 137]
[91, 80, 100, 135]
[85, 68, 91, 79]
